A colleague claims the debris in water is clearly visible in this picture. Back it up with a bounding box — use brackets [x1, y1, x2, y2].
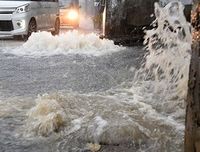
[86, 143, 101, 152]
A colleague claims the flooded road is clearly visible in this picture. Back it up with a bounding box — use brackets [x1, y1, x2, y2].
[0, 3, 192, 151]
[0, 36, 143, 98]
[0, 34, 184, 152]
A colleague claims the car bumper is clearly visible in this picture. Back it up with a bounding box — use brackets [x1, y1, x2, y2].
[60, 15, 79, 27]
[0, 12, 31, 37]
[0, 28, 28, 37]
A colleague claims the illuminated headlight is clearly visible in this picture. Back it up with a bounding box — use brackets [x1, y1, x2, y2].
[15, 4, 30, 14]
[67, 10, 78, 20]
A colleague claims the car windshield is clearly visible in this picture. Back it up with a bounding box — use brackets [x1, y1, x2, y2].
[59, 0, 71, 8]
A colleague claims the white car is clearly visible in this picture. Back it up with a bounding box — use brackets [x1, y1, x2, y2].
[0, 0, 60, 39]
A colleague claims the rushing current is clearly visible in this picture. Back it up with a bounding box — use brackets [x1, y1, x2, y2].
[0, 1, 192, 152]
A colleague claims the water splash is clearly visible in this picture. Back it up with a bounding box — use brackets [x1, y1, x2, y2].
[26, 94, 67, 136]
[23, 92, 184, 149]
[143, 1, 192, 99]
[3, 31, 123, 57]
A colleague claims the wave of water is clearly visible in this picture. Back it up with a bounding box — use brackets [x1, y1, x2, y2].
[143, 1, 191, 99]
[3, 31, 123, 57]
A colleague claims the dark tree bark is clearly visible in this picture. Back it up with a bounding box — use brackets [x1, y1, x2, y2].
[185, 1, 200, 152]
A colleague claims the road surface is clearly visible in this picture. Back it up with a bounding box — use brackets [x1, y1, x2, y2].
[0, 31, 185, 152]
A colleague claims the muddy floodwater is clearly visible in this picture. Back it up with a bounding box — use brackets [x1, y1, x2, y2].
[0, 38, 184, 152]
[0, 2, 192, 151]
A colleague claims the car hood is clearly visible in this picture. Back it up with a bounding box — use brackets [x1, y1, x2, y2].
[60, 8, 70, 12]
[0, 1, 30, 8]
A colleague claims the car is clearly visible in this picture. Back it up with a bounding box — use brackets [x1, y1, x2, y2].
[59, 0, 79, 29]
[0, 0, 60, 39]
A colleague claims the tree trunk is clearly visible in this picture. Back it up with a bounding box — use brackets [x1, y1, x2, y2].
[185, 0, 200, 151]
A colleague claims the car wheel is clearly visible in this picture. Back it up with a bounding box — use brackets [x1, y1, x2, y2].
[74, 24, 79, 29]
[23, 19, 37, 41]
[52, 18, 60, 36]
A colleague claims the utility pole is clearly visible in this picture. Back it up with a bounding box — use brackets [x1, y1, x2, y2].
[104, 0, 111, 37]
[185, 0, 200, 151]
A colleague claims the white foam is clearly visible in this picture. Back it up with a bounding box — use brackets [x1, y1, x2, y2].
[143, 1, 192, 99]
[4, 31, 123, 57]
[26, 94, 67, 136]
[93, 116, 108, 137]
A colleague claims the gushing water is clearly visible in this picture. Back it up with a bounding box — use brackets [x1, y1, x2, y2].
[144, 1, 191, 99]
[2, 30, 123, 57]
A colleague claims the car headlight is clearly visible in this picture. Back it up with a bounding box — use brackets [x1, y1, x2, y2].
[15, 4, 30, 14]
[67, 10, 78, 20]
